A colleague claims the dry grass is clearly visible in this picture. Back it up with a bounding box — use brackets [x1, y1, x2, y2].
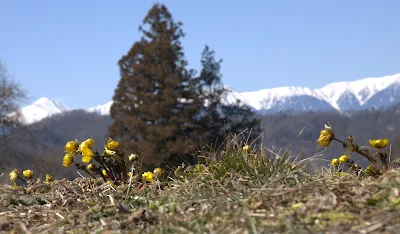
[1, 148, 400, 234]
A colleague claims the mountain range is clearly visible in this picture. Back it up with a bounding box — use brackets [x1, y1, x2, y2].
[18, 73, 400, 124]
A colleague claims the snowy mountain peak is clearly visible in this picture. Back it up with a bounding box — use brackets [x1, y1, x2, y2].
[20, 97, 69, 124]
[17, 72, 400, 124]
[86, 73, 400, 115]
[317, 73, 400, 110]
[240, 86, 318, 110]
[87, 101, 113, 116]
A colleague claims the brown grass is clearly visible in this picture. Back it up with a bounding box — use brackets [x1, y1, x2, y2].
[1, 148, 400, 233]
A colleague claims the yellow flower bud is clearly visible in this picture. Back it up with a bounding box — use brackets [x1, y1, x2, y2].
[45, 174, 53, 184]
[79, 139, 94, 151]
[339, 155, 350, 163]
[23, 170, 34, 179]
[365, 165, 374, 175]
[317, 124, 334, 148]
[86, 139, 94, 148]
[142, 171, 155, 183]
[128, 153, 139, 162]
[102, 169, 110, 178]
[153, 168, 163, 177]
[105, 137, 119, 151]
[62, 153, 74, 167]
[8, 169, 19, 182]
[331, 158, 340, 167]
[81, 148, 94, 163]
[65, 140, 79, 154]
[87, 163, 94, 171]
[369, 138, 389, 149]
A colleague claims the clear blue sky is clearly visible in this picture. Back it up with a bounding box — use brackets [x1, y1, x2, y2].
[1, 0, 400, 109]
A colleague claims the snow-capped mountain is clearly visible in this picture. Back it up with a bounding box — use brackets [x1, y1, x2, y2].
[317, 73, 400, 111]
[237, 73, 400, 113]
[239, 87, 336, 114]
[87, 101, 113, 116]
[18, 72, 400, 124]
[19, 97, 70, 124]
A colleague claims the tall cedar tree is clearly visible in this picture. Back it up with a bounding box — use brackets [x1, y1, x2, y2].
[195, 46, 261, 149]
[109, 4, 201, 167]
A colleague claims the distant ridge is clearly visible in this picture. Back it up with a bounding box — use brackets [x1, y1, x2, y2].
[18, 73, 400, 124]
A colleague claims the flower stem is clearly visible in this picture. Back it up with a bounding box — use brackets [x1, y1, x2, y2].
[75, 163, 96, 179]
[334, 138, 380, 169]
[333, 138, 346, 145]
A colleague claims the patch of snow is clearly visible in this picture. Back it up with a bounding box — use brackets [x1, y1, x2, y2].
[20, 97, 69, 124]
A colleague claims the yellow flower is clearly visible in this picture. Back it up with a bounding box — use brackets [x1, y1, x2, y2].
[105, 137, 119, 151]
[87, 163, 94, 171]
[45, 174, 53, 184]
[331, 158, 340, 166]
[23, 170, 34, 179]
[128, 153, 139, 162]
[153, 168, 163, 177]
[62, 153, 74, 167]
[65, 140, 79, 154]
[79, 139, 94, 151]
[127, 172, 133, 178]
[103, 149, 116, 157]
[317, 124, 334, 148]
[243, 145, 250, 152]
[142, 171, 155, 183]
[79, 139, 95, 163]
[102, 169, 110, 178]
[81, 148, 94, 163]
[8, 169, 19, 182]
[339, 155, 350, 163]
[365, 165, 374, 175]
[369, 138, 389, 149]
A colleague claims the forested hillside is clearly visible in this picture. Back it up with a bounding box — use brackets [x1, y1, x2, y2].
[2, 103, 400, 183]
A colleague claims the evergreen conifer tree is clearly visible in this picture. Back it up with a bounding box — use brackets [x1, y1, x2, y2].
[109, 4, 200, 166]
[195, 45, 261, 149]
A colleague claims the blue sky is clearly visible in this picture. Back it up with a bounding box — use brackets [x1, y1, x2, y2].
[1, 0, 400, 109]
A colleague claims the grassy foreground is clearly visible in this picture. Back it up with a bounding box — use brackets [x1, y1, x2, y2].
[1, 148, 400, 234]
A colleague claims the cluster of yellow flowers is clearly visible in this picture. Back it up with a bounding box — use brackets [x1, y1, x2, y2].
[330, 154, 350, 166]
[62, 137, 120, 168]
[62, 137, 163, 185]
[63, 138, 97, 166]
[317, 123, 391, 176]
[8, 168, 53, 186]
